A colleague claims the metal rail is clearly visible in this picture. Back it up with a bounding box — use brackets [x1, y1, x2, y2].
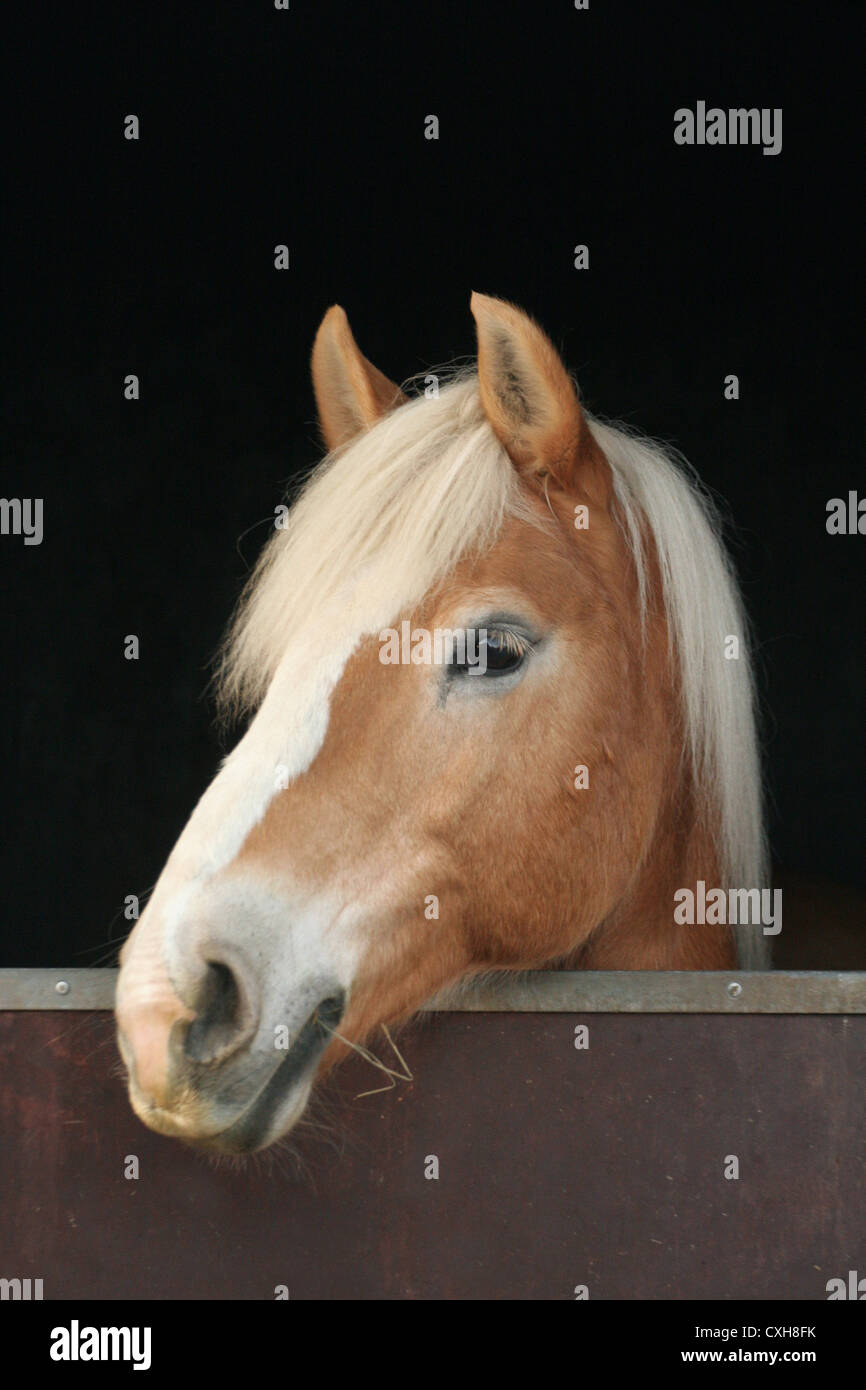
[1, 967, 866, 1013]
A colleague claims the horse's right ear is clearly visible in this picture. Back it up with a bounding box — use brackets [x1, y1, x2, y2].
[311, 305, 407, 452]
[470, 292, 611, 507]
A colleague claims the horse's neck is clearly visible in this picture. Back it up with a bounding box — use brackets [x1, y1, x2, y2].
[571, 772, 736, 971]
[566, 528, 738, 972]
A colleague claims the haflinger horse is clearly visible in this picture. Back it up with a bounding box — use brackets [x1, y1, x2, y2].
[116, 294, 768, 1154]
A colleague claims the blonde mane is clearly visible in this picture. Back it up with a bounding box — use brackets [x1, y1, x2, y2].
[217, 370, 767, 968]
[217, 372, 529, 716]
[588, 416, 768, 968]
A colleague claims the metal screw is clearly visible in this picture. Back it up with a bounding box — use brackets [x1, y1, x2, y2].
[55, 980, 70, 996]
[727, 981, 742, 999]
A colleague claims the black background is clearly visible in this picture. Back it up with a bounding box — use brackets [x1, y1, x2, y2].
[2, 1, 863, 965]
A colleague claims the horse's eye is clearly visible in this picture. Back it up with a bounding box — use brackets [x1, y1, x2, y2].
[481, 630, 526, 672]
[450, 628, 529, 679]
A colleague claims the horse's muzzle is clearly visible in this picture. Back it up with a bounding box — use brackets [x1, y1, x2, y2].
[116, 953, 346, 1152]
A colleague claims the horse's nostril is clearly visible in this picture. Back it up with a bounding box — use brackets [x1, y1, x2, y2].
[184, 960, 249, 1065]
[316, 992, 346, 1032]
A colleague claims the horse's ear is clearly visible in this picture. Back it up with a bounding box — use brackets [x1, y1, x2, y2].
[470, 292, 610, 505]
[311, 305, 407, 452]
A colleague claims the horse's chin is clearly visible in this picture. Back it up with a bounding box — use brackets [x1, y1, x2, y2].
[185, 1081, 314, 1155]
[121, 990, 346, 1153]
[128, 1072, 314, 1154]
[124, 1015, 332, 1153]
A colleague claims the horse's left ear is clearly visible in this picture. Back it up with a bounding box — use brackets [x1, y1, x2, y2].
[311, 305, 408, 452]
[470, 292, 611, 506]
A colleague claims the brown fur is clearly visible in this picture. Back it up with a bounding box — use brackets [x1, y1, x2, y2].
[116, 294, 741, 1147]
[235, 466, 733, 1061]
